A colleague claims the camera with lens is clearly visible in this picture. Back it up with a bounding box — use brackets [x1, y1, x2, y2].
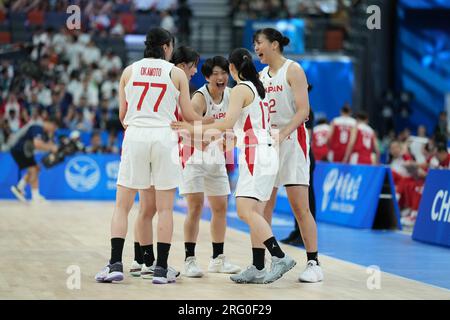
[42, 132, 84, 168]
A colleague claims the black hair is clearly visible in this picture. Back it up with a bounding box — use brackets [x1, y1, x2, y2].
[317, 118, 328, 125]
[170, 46, 200, 67]
[144, 27, 174, 59]
[253, 28, 290, 53]
[45, 115, 58, 125]
[437, 143, 448, 153]
[201, 56, 229, 78]
[228, 48, 265, 99]
[341, 104, 352, 114]
[356, 112, 368, 121]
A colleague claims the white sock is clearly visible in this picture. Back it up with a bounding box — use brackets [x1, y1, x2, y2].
[31, 189, 40, 199]
[17, 177, 27, 191]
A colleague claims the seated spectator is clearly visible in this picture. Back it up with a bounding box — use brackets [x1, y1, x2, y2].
[408, 125, 429, 164]
[160, 10, 176, 35]
[1, 93, 27, 133]
[429, 143, 450, 169]
[389, 140, 425, 228]
[105, 130, 119, 154]
[134, 0, 157, 13]
[86, 131, 107, 154]
[82, 40, 102, 67]
[99, 50, 123, 76]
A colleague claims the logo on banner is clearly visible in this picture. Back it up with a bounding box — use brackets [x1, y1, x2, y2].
[321, 169, 362, 214]
[431, 190, 450, 223]
[65, 156, 100, 192]
[106, 161, 120, 190]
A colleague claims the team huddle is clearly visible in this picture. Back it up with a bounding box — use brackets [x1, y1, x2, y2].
[95, 27, 324, 285]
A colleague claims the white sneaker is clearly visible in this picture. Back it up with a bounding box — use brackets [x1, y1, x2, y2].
[141, 263, 154, 279]
[208, 254, 241, 274]
[152, 266, 176, 284]
[184, 256, 204, 278]
[95, 262, 124, 283]
[400, 208, 411, 217]
[298, 260, 324, 283]
[230, 265, 266, 284]
[401, 215, 416, 228]
[10, 186, 26, 203]
[129, 260, 142, 277]
[31, 193, 47, 203]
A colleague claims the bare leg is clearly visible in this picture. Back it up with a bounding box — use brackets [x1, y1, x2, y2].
[286, 185, 318, 253]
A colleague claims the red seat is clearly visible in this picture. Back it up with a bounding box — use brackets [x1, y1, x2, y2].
[0, 10, 6, 23]
[27, 10, 44, 26]
[325, 29, 344, 51]
[119, 13, 135, 34]
[0, 31, 11, 44]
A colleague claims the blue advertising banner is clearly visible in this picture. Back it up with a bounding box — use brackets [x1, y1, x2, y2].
[0, 153, 120, 200]
[0, 152, 19, 199]
[314, 162, 393, 229]
[412, 169, 450, 247]
[243, 18, 305, 55]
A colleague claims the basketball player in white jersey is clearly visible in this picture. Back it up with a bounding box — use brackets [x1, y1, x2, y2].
[129, 46, 201, 279]
[172, 48, 296, 284]
[179, 56, 240, 278]
[254, 28, 324, 283]
[95, 28, 204, 284]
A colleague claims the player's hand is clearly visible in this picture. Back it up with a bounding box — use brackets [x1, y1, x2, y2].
[202, 116, 215, 124]
[171, 121, 194, 135]
[272, 130, 287, 146]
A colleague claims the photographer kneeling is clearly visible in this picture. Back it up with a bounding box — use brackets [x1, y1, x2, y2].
[9, 116, 58, 203]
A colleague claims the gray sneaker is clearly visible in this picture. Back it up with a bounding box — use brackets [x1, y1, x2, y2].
[230, 265, 266, 284]
[152, 266, 176, 284]
[141, 261, 180, 279]
[263, 255, 296, 284]
[95, 262, 124, 283]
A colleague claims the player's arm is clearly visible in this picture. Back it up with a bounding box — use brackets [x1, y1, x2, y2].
[279, 62, 310, 142]
[191, 92, 207, 117]
[171, 85, 248, 134]
[119, 65, 132, 129]
[172, 67, 203, 123]
[34, 137, 57, 152]
[343, 126, 358, 163]
[373, 135, 380, 164]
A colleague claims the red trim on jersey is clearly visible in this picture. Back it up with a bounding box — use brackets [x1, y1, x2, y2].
[297, 125, 307, 158]
[174, 107, 193, 168]
[243, 115, 256, 175]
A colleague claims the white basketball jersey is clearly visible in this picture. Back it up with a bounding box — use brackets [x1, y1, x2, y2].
[233, 81, 272, 148]
[188, 85, 231, 164]
[124, 58, 180, 127]
[195, 85, 231, 121]
[260, 59, 297, 128]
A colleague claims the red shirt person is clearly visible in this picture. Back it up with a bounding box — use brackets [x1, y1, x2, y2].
[327, 105, 356, 162]
[311, 118, 330, 161]
[344, 112, 380, 164]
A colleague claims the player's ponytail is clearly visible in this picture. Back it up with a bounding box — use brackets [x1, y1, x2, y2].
[253, 28, 290, 53]
[144, 27, 174, 60]
[229, 48, 265, 100]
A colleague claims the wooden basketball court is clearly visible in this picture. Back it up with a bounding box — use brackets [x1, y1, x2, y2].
[0, 200, 448, 300]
